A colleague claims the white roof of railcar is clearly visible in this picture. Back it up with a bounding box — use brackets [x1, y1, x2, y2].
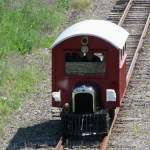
[51, 20, 129, 50]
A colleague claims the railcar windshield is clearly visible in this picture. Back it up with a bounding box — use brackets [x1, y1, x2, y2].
[65, 52, 105, 75]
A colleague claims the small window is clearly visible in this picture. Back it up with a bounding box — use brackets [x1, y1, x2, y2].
[119, 50, 121, 60]
[65, 52, 105, 75]
[120, 50, 122, 60]
[120, 48, 125, 60]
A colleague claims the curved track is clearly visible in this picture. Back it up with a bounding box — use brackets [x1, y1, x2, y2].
[55, 0, 150, 149]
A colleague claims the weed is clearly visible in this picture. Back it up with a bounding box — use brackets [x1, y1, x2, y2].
[0, 57, 41, 134]
[0, 0, 69, 135]
[0, 0, 69, 55]
[71, 0, 91, 11]
[133, 122, 140, 137]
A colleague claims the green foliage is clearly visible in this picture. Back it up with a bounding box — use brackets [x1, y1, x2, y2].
[0, 100, 11, 116]
[0, 58, 40, 134]
[71, 0, 91, 10]
[57, 0, 69, 10]
[0, 0, 69, 55]
[0, 0, 69, 134]
[133, 123, 141, 137]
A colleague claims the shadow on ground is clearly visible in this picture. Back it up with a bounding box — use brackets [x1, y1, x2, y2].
[6, 120, 105, 149]
[6, 120, 62, 150]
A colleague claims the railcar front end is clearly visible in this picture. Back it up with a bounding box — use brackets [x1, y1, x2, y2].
[51, 20, 129, 136]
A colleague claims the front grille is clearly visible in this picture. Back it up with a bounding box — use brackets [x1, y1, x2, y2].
[62, 110, 109, 136]
[75, 93, 93, 113]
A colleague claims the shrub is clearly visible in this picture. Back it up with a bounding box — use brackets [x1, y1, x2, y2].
[71, 0, 91, 10]
[0, 0, 69, 55]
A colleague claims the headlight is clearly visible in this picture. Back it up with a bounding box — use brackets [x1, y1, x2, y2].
[106, 89, 116, 102]
[52, 90, 61, 102]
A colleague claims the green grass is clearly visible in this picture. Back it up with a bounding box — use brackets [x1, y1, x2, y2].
[132, 123, 141, 137]
[71, 0, 91, 10]
[0, 0, 70, 135]
[0, 0, 93, 135]
[0, 57, 41, 134]
[0, 0, 69, 56]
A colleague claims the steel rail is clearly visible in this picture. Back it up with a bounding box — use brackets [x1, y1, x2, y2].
[118, 0, 134, 26]
[100, 108, 120, 150]
[99, 0, 134, 149]
[55, 137, 64, 150]
[126, 13, 150, 85]
[100, 2, 150, 150]
[100, 11, 150, 150]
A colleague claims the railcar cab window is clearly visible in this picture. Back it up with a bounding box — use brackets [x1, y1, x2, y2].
[120, 44, 126, 60]
[65, 52, 105, 75]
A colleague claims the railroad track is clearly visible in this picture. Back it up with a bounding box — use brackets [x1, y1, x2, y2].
[108, 25, 150, 149]
[55, 0, 150, 149]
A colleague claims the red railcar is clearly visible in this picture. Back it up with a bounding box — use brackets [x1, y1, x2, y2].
[51, 20, 129, 136]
